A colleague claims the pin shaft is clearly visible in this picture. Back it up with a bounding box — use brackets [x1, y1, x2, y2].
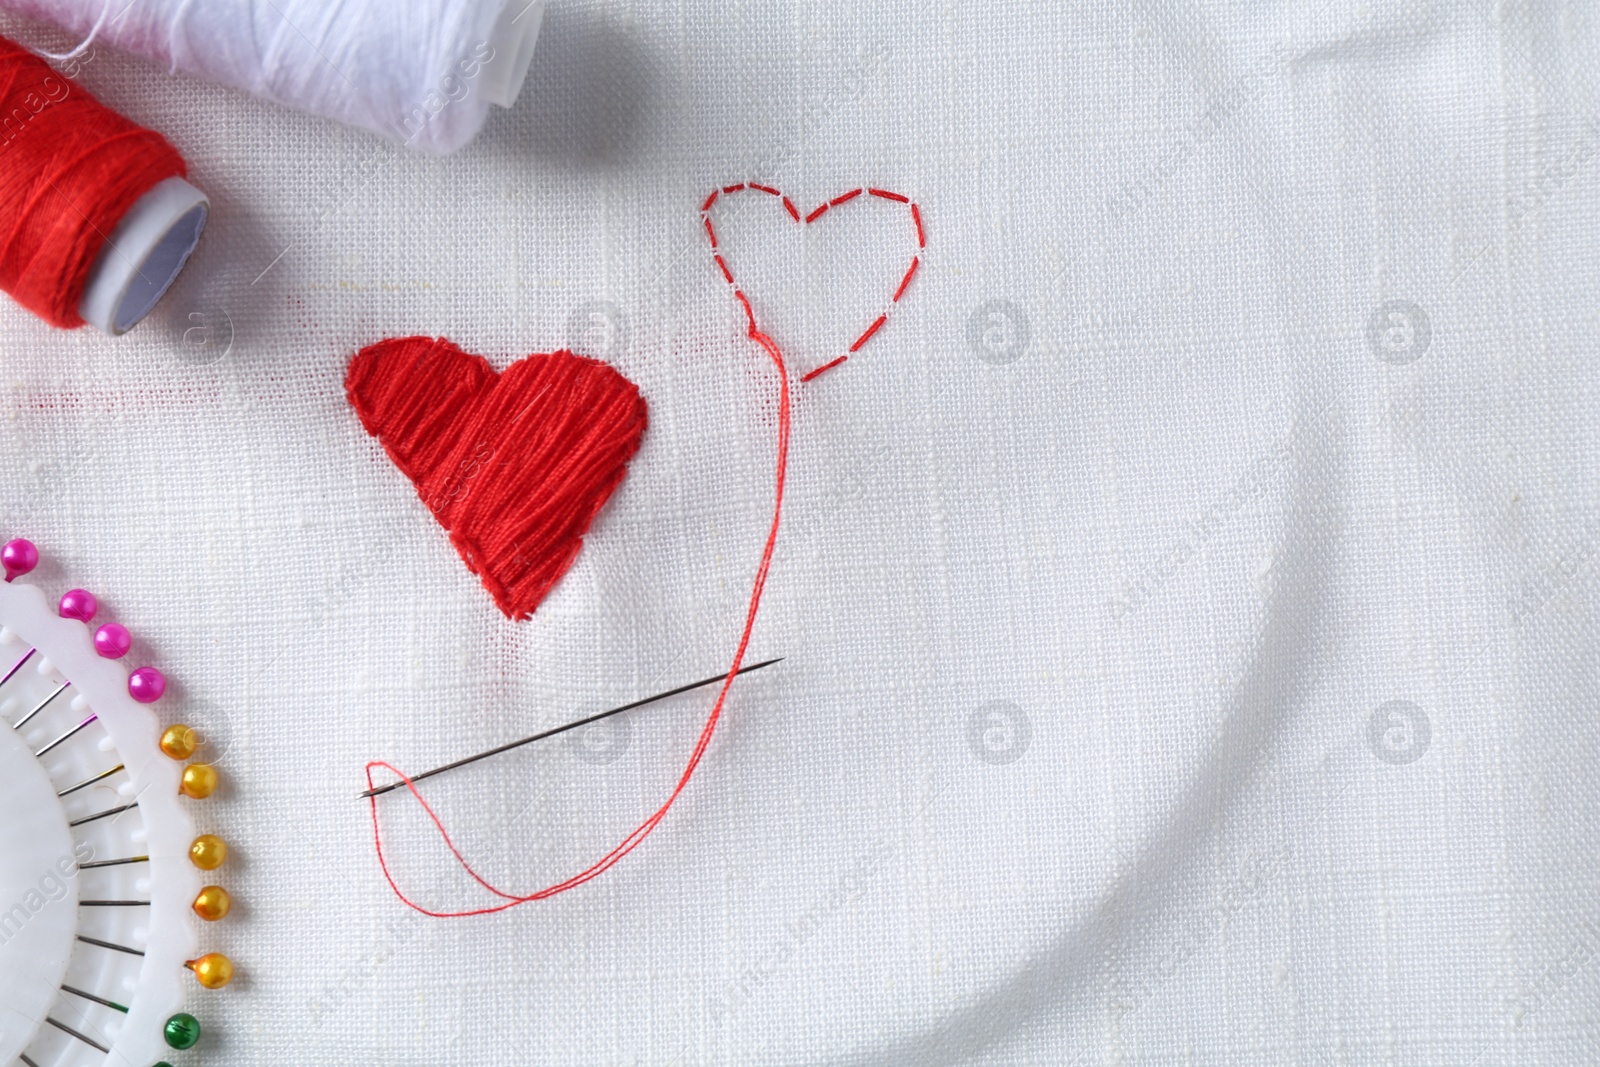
[59, 764, 124, 798]
[36, 713, 97, 757]
[78, 934, 144, 957]
[360, 658, 783, 799]
[78, 855, 149, 870]
[0, 647, 34, 687]
[62, 984, 129, 1014]
[47, 1017, 109, 1054]
[13, 680, 69, 730]
[69, 802, 137, 828]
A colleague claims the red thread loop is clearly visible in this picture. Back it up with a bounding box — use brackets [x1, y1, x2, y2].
[0, 36, 186, 328]
[367, 326, 789, 917]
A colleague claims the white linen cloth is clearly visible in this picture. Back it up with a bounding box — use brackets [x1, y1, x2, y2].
[0, 1, 1596, 1063]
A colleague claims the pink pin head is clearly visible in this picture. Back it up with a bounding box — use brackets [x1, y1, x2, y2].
[2, 539, 38, 582]
[58, 589, 98, 623]
[94, 623, 131, 659]
[128, 666, 166, 703]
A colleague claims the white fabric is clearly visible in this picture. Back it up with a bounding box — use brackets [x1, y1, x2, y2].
[1, 1, 1597, 1063]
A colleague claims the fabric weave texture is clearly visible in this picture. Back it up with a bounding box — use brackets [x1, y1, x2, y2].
[0, 1, 1595, 1063]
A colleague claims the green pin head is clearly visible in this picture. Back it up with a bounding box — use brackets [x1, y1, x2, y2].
[164, 1012, 201, 1049]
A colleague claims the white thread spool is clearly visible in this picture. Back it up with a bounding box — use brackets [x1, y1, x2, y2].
[0, 0, 546, 154]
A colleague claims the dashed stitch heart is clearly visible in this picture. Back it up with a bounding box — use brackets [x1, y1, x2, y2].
[701, 184, 923, 381]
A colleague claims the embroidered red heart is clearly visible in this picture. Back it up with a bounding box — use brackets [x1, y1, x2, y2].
[701, 184, 923, 381]
[346, 337, 648, 620]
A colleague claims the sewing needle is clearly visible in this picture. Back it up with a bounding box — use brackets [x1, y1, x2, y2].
[359, 658, 783, 799]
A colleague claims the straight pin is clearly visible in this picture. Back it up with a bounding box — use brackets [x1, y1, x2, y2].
[13, 680, 70, 730]
[61, 984, 129, 1014]
[80, 900, 152, 908]
[77, 934, 145, 957]
[46, 1017, 110, 1054]
[69, 802, 138, 828]
[0, 646, 35, 687]
[360, 658, 785, 799]
[59, 764, 124, 797]
[78, 855, 149, 870]
[36, 713, 98, 757]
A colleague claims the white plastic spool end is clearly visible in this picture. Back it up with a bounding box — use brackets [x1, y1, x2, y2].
[480, 0, 547, 109]
[78, 176, 208, 336]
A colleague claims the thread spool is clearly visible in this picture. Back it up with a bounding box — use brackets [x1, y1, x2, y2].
[1, 0, 548, 154]
[0, 35, 206, 334]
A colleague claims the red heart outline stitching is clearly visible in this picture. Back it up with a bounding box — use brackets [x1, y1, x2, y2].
[701, 184, 924, 382]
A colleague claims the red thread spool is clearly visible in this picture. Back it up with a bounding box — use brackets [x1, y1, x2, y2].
[0, 34, 207, 334]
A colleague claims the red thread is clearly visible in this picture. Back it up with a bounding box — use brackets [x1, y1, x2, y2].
[363, 186, 920, 914]
[366, 326, 790, 918]
[850, 314, 887, 352]
[0, 36, 187, 328]
[893, 257, 919, 302]
[702, 184, 923, 381]
[735, 290, 757, 331]
[346, 337, 647, 621]
[800, 355, 849, 382]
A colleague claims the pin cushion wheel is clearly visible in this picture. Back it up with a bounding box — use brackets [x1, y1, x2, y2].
[0, 539, 235, 1067]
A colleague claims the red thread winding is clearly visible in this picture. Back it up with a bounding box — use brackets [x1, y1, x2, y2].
[701, 183, 923, 381]
[0, 35, 187, 328]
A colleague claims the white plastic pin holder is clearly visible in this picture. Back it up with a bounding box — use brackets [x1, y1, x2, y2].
[0, 538, 230, 1067]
